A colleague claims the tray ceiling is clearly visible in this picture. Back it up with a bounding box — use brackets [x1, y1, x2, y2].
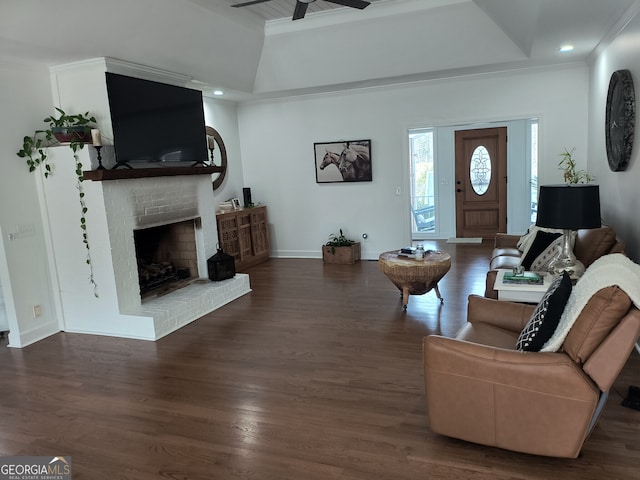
[0, 0, 638, 100]
[224, 0, 388, 21]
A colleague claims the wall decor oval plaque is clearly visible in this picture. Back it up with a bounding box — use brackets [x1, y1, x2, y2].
[605, 69, 635, 172]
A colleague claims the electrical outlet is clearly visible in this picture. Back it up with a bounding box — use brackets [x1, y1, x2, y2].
[395, 187, 401, 195]
[33, 305, 42, 318]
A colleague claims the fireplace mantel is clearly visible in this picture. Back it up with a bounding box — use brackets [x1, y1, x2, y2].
[83, 165, 223, 181]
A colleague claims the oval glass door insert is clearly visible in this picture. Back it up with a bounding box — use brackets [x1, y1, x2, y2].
[470, 145, 491, 195]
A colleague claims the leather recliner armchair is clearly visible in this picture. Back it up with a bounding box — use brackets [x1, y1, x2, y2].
[423, 288, 640, 458]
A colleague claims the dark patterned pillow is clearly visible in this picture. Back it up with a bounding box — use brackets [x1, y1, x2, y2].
[516, 272, 572, 352]
[528, 234, 564, 271]
[520, 230, 562, 270]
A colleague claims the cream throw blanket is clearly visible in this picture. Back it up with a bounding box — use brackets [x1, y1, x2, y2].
[541, 253, 640, 352]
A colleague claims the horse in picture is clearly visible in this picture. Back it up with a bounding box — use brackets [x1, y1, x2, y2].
[338, 142, 371, 181]
[319, 150, 357, 181]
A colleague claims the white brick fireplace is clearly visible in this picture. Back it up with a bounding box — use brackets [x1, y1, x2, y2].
[20, 57, 253, 344]
[35, 147, 250, 341]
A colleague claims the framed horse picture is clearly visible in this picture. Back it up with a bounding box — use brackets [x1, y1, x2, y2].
[314, 140, 372, 183]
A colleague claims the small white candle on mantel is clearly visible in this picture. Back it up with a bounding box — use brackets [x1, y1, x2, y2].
[207, 135, 215, 150]
[91, 129, 102, 146]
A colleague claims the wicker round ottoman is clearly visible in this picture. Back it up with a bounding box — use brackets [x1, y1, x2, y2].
[379, 250, 452, 309]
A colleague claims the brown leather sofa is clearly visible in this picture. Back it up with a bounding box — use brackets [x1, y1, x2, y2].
[485, 226, 625, 298]
[423, 289, 640, 458]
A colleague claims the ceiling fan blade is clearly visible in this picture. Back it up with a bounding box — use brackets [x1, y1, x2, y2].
[293, 1, 309, 20]
[231, 0, 272, 7]
[325, 0, 370, 9]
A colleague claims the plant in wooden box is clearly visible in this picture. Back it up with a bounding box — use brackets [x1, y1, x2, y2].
[17, 108, 99, 296]
[322, 229, 361, 264]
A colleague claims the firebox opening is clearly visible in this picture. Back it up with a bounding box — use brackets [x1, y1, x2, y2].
[134, 219, 199, 299]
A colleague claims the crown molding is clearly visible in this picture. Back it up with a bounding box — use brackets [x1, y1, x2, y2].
[49, 57, 193, 87]
[265, 0, 466, 36]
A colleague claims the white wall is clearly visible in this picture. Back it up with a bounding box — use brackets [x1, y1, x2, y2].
[203, 97, 246, 208]
[588, 13, 640, 261]
[0, 62, 58, 347]
[238, 64, 589, 259]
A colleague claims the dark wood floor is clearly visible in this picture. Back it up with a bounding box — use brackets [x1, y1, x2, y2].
[1, 241, 639, 479]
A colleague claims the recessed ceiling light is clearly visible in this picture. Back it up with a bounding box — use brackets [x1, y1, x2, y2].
[560, 45, 574, 53]
[213, 90, 224, 96]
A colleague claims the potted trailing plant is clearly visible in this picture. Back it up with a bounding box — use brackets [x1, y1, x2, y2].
[17, 108, 99, 296]
[558, 147, 595, 184]
[322, 228, 361, 264]
[17, 108, 96, 176]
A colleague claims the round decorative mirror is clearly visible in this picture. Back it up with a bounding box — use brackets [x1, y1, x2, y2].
[205, 126, 228, 190]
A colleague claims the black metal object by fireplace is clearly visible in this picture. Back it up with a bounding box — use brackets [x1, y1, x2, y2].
[207, 247, 235, 281]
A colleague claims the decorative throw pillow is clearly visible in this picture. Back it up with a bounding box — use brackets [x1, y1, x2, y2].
[517, 225, 563, 253]
[516, 271, 573, 352]
[517, 225, 538, 252]
[529, 235, 566, 271]
[517, 225, 535, 251]
[520, 230, 562, 270]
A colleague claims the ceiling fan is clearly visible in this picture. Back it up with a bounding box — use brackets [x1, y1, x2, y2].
[231, 0, 371, 21]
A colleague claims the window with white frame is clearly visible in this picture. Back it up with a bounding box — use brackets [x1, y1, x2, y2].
[409, 129, 435, 234]
[530, 119, 539, 223]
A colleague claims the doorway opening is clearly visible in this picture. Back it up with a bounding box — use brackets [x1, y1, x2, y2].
[408, 118, 539, 240]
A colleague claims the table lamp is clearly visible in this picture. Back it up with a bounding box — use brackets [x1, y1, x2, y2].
[536, 184, 601, 280]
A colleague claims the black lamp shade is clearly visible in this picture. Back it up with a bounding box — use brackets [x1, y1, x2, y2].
[536, 184, 601, 230]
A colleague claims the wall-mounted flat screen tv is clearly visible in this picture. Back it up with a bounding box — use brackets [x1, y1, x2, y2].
[105, 72, 208, 167]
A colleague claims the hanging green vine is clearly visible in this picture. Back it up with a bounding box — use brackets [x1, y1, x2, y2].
[72, 145, 98, 298]
[17, 108, 99, 297]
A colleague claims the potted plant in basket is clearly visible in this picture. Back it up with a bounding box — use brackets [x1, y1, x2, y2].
[322, 229, 361, 264]
[17, 108, 99, 296]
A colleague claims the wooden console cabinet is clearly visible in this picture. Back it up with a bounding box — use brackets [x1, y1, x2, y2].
[216, 206, 270, 271]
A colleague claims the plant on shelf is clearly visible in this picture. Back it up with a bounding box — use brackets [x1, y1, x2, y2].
[558, 147, 595, 184]
[17, 108, 99, 297]
[323, 229, 361, 264]
[18, 108, 96, 176]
